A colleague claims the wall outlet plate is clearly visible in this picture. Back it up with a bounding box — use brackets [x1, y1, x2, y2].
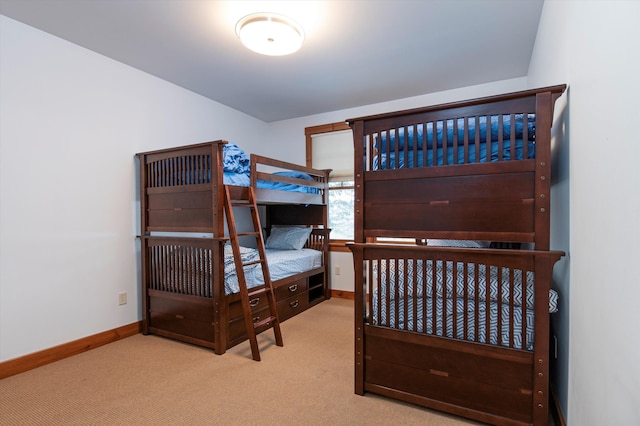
[118, 291, 127, 305]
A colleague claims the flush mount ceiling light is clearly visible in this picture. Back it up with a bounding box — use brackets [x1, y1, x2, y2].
[235, 13, 304, 56]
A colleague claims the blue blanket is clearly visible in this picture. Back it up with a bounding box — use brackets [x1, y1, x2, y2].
[375, 114, 536, 152]
[255, 171, 318, 194]
[222, 143, 251, 174]
[374, 139, 535, 169]
[222, 144, 318, 193]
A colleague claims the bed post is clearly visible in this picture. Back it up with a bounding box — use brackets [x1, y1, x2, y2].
[351, 120, 365, 243]
[532, 251, 564, 425]
[211, 141, 227, 355]
[350, 243, 365, 395]
[322, 168, 331, 230]
[137, 153, 150, 335]
[534, 91, 553, 251]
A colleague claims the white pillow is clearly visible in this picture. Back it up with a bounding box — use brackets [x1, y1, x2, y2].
[265, 227, 313, 250]
[427, 239, 490, 248]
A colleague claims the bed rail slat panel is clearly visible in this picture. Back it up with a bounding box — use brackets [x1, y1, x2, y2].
[353, 244, 562, 351]
[145, 238, 216, 298]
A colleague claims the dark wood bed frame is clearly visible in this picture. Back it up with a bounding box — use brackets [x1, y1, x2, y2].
[347, 85, 566, 425]
[137, 140, 331, 354]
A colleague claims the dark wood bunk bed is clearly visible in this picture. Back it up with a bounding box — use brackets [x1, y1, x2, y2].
[137, 140, 331, 356]
[347, 85, 567, 426]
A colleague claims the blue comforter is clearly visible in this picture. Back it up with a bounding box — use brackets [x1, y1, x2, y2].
[375, 114, 536, 152]
[222, 143, 318, 193]
[371, 114, 537, 170]
[374, 139, 535, 169]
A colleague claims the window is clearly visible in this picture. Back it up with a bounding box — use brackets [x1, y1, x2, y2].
[305, 123, 354, 245]
[327, 180, 354, 240]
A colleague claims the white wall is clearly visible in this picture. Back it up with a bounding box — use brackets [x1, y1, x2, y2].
[528, 1, 640, 424]
[0, 16, 269, 362]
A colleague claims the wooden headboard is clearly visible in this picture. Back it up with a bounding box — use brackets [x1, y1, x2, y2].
[347, 85, 566, 250]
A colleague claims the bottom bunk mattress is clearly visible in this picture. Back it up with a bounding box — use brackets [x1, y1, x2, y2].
[224, 246, 322, 294]
[369, 258, 558, 351]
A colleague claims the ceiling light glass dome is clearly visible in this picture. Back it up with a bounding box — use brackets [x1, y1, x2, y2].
[236, 13, 305, 56]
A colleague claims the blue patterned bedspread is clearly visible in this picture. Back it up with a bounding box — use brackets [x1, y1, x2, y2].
[224, 245, 322, 295]
[371, 259, 558, 351]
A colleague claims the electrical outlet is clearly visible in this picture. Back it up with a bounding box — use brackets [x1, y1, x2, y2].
[335, 266, 341, 275]
[118, 291, 127, 306]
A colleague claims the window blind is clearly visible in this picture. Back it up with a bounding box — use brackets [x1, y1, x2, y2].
[311, 130, 353, 181]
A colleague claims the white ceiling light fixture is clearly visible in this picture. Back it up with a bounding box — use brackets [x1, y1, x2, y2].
[235, 12, 305, 56]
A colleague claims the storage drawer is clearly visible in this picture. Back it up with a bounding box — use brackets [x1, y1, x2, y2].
[277, 293, 309, 322]
[149, 292, 213, 323]
[227, 307, 271, 345]
[228, 292, 270, 320]
[274, 278, 307, 301]
[149, 311, 214, 343]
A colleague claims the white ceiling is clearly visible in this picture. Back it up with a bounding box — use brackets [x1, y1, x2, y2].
[0, 0, 544, 122]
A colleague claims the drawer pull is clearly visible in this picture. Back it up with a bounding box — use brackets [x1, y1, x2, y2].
[249, 297, 260, 307]
[288, 284, 298, 292]
[429, 369, 449, 377]
[289, 300, 299, 308]
[175, 314, 184, 320]
[253, 316, 260, 323]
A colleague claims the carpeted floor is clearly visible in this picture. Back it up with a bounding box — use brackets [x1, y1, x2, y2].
[0, 298, 480, 425]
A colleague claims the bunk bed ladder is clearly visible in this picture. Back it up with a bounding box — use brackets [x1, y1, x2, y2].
[223, 185, 284, 361]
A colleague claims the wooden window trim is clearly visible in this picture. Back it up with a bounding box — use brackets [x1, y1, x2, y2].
[329, 240, 352, 253]
[305, 122, 351, 168]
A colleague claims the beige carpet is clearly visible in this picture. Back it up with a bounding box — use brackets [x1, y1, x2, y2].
[0, 298, 479, 425]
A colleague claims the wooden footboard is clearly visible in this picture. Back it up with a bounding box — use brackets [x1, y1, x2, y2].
[349, 243, 563, 426]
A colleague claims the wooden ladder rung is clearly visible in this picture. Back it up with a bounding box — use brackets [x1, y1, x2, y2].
[237, 231, 260, 237]
[253, 316, 277, 330]
[243, 259, 265, 267]
[247, 286, 269, 298]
